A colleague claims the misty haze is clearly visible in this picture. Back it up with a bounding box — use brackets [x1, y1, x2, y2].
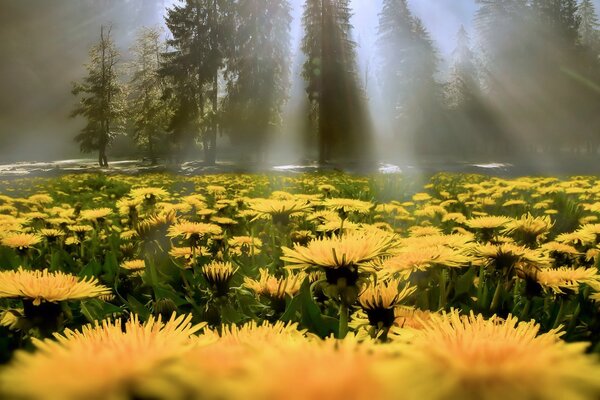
[3, 3, 600, 399]
[0, 0, 598, 174]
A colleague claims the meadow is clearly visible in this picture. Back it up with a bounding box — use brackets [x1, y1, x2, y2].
[1, 171, 600, 399]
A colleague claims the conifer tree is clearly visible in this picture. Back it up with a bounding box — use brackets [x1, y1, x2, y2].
[376, 0, 441, 157]
[578, 0, 600, 49]
[71, 25, 125, 167]
[222, 0, 292, 163]
[163, 0, 233, 164]
[129, 26, 169, 165]
[301, 0, 371, 165]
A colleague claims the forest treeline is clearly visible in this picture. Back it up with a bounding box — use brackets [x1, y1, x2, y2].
[69, 0, 600, 167]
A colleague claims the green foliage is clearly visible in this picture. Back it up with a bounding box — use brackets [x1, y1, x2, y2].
[70, 25, 126, 167]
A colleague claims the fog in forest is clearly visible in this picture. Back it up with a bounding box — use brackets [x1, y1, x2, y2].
[1, 0, 600, 173]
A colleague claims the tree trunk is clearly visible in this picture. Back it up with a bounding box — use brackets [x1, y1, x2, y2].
[205, 73, 219, 166]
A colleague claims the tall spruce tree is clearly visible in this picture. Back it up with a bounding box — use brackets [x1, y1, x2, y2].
[164, 0, 233, 164]
[447, 26, 478, 110]
[578, 0, 600, 49]
[376, 0, 441, 158]
[129, 26, 169, 165]
[71, 25, 125, 167]
[475, 0, 539, 154]
[222, 0, 292, 163]
[301, 0, 371, 165]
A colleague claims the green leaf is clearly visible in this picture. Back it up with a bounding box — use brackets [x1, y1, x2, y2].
[80, 299, 122, 323]
[297, 279, 337, 338]
[154, 285, 187, 307]
[79, 260, 102, 279]
[127, 295, 151, 320]
[80, 299, 103, 323]
[280, 295, 302, 322]
[454, 267, 477, 299]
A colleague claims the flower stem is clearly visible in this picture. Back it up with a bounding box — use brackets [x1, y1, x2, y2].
[520, 298, 531, 320]
[552, 298, 566, 329]
[339, 302, 349, 339]
[489, 281, 503, 313]
[438, 269, 448, 310]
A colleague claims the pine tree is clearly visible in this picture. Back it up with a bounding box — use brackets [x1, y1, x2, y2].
[129, 26, 169, 165]
[578, 0, 600, 49]
[376, 1, 441, 157]
[164, 0, 233, 164]
[301, 0, 371, 165]
[474, 0, 538, 154]
[447, 26, 478, 109]
[71, 25, 125, 167]
[446, 25, 496, 156]
[222, 0, 292, 163]
[376, 0, 414, 133]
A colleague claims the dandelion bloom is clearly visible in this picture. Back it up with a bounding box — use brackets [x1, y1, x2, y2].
[282, 231, 395, 271]
[248, 198, 312, 223]
[120, 259, 146, 272]
[1, 233, 41, 250]
[387, 311, 600, 400]
[243, 269, 305, 300]
[79, 208, 112, 222]
[167, 221, 222, 241]
[128, 187, 169, 202]
[0, 314, 204, 400]
[358, 279, 416, 327]
[0, 267, 111, 305]
[202, 261, 237, 296]
[322, 198, 373, 215]
[534, 267, 600, 294]
[466, 215, 513, 230]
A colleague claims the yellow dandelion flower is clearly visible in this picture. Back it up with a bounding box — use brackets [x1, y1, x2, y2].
[503, 213, 553, 245]
[243, 269, 306, 300]
[1, 233, 41, 250]
[322, 198, 373, 215]
[535, 267, 600, 294]
[282, 231, 394, 271]
[358, 279, 416, 328]
[0, 309, 24, 330]
[502, 199, 527, 207]
[128, 187, 169, 202]
[79, 208, 112, 222]
[210, 216, 238, 226]
[246, 337, 385, 400]
[473, 243, 550, 270]
[202, 261, 237, 295]
[0, 314, 204, 400]
[248, 198, 311, 224]
[27, 194, 53, 205]
[408, 225, 443, 237]
[120, 259, 146, 272]
[39, 229, 65, 241]
[136, 211, 177, 239]
[167, 221, 222, 241]
[392, 307, 436, 330]
[466, 215, 513, 230]
[387, 311, 600, 400]
[412, 192, 432, 202]
[228, 235, 262, 256]
[382, 246, 471, 275]
[0, 267, 111, 305]
[541, 241, 580, 256]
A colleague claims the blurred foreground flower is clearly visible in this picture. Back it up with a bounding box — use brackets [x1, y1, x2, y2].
[386, 310, 600, 400]
[0, 314, 203, 400]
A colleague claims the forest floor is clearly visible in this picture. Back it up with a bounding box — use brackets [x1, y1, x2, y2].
[1, 152, 600, 179]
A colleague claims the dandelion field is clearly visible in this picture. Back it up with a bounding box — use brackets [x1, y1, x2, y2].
[2, 172, 600, 399]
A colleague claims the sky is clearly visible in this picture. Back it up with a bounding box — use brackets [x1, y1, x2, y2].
[0, 0, 597, 162]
